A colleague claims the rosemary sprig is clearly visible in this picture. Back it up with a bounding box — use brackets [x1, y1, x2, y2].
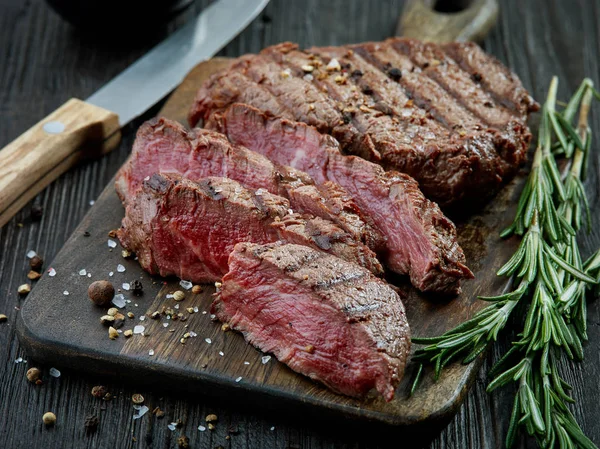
[410, 77, 600, 449]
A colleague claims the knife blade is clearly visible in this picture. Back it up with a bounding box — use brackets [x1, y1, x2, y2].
[0, 0, 270, 228]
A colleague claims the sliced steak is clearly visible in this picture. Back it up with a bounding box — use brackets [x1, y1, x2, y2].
[118, 174, 383, 282]
[116, 118, 379, 249]
[212, 103, 473, 294]
[189, 39, 537, 207]
[213, 241, 410, 401]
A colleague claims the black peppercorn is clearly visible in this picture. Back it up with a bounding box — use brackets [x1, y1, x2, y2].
[387, 67, 402, 81]
[130, 279, 143, 296]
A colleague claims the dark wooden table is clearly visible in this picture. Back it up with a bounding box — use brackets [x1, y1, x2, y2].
[2, 1, 600, 448]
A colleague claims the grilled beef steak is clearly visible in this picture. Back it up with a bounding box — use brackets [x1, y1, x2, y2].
[116, 118, 380, 250]
[212, 103, 473, 294]
[118, 174, 383, 282]
[213, 242, 410, 401]
[189, 38, 538, 207]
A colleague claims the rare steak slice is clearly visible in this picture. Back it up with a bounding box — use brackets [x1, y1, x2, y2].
[118, 174, 383, 282]
[115, 118, 379, 250]
[212, 103, 473, 294]
[212, 241, 410, 401]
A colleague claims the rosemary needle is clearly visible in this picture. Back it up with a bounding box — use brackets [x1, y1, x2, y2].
[410, 77, 600, 449]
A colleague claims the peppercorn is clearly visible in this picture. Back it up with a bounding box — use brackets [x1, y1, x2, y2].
[177, 436, 189, 448]
[0, 314, 7, 322]
[130, 279, 143, 295]
[29, 255, 44, 272]
[27, 270, 41, 280]
[84, 415, 99, 434]
[17, 284, 31, 296]
[91, 385, 107, 398]
[387, 67, 402, 81]
[191, 285, 202, 294]
[42, 412, 56, 426]
[31, 205, 43, 221]
[108, 326, 119, 340]
[26, 367, 42, 383]
[88, 280, 115, 307]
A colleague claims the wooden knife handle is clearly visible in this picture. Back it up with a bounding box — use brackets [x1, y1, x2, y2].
[397, 0, 499, 43]
[0, 98, 120, 228]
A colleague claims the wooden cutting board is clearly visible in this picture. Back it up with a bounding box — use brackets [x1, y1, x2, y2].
[16, 57, 524, 428]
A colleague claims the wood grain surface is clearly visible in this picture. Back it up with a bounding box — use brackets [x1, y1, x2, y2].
[1, 1, 600, 448]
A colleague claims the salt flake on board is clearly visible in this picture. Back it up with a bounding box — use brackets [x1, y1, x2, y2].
[117, 264, 126, 273]
[108, 240, 117, 248]
[112, 294, 126, 308]
[133, 405, 149, 420]
[49, 367, 61, 378]
[48, 268, 56, 277]
[133, 325, 145, 334]
[179, 280, 193, 290]
[26, 250, 37, 259]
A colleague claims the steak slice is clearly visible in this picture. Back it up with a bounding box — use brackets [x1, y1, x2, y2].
[212, 241, 410, 401]
[118, 173, 383, 282]
[212, 103, 473, 294]
[188, 39, 537, 207]
[116, 118, 379, 249]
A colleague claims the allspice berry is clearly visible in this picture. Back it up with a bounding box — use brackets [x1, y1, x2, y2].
[42, 412, 56, 426]
[30, 255, 44, 272]
[88, 280, 115, 307]
[26, 367, 42, 383]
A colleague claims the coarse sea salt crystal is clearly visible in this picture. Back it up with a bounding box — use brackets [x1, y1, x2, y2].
[262, 356, 271, 364]
[163, 323, 169, 328]
[202, 311, 207, 315]
[174, 304, 179, 310]
[108, 239, 117, 248]
[117, 264, 126, 273]
[109, 271, 114, 277]
[87, 273, 92, 278]
[205, 338, 212, 344]
[179, 280, 193, 290]
[198, 425, 206, 432]
[148, 349, 154, 356]
[139, 315, 145, 321]
[15, 357, 23, 363]
[133, 405, 149, 420]
[122, 283, 130, 291]
[79, 269, 87, 276]
[166, 294, 174, 299]
[244, 361, 250, 365]
[193, 307, 199, 313]
[48, 268, 56, 277]
[63, 291, 69, 296]
[26, 250, 37, 259]
[189, 331, 197, 337]
[112, 294, 126, 308]
[167, 422, 177, 431]
[219, 351, 224, 357]
[89, 200, 95, 206]
[235, 377, 242, 383]
[133, 325, 145, 334]
[49, 367, 61, 378]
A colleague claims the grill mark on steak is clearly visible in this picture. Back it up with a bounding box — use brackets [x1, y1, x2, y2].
[214, 103, 473, 294]
[116, 118, 380, 248]
[188, 39, 537, 208]
[389, 38, 518, 129]
[441, 41, 540, 118]
[212, 241, 410, 401]
[233, 50, 381, 161]
[118, 174, 383, 282]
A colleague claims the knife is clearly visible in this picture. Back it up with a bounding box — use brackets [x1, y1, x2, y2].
[0, 0, 270, 228]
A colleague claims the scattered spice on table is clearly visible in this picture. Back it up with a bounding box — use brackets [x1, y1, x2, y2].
[17, 284, 30, 296]
[88, 280, 115, 307]
[84, 415, 99, 434]
[131, 394, 144, 404]
[108, 327, 119, 340]
[29, 255, 43, 272]
[91, 386, 107, 398]
[0, 314, 7, 322]
[26, 367, 41, 383]
[27, 271, 41, 280]
[177, 436, 189, 448]
[42, 412, 56, 426]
